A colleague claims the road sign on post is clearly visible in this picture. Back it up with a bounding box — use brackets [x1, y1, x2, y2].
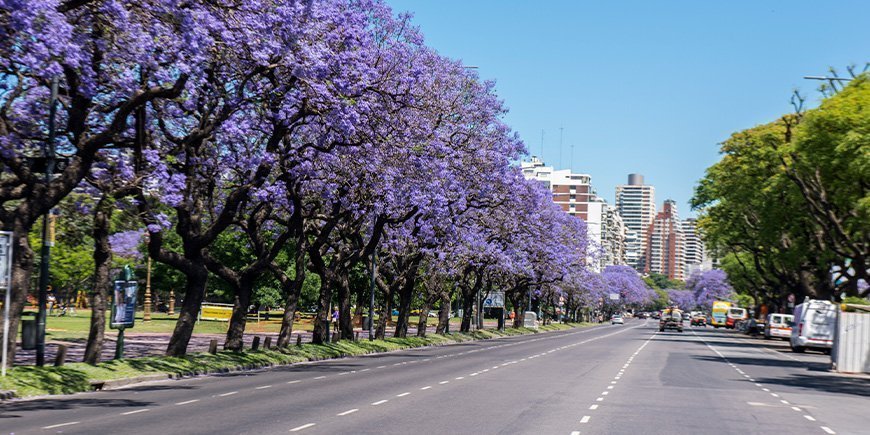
[0, 231, 13, 376]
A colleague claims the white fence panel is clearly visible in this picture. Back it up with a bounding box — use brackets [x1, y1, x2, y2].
[833, 311, 870, 374]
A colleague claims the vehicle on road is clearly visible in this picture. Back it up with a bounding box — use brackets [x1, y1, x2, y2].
[764, 313, 793, 340]
[726, 307, 748, 329]
[611, 314, 624, 325]
[711, 301, 731, 328]
[790, 299, 836, 353]
[691, 314, 707, 327]
[659, 308, 683, 332]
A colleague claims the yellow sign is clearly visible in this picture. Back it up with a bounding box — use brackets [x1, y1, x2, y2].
[201, 304, 234, 321]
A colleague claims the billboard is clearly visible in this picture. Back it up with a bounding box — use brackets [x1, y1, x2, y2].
[111, 280, 138, 329]
[483, 291, 505, 308]
[201, 303, 234, 321]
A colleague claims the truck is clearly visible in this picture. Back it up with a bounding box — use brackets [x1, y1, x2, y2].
[659, 307, 684, 332]
[711, 301, 731, 328]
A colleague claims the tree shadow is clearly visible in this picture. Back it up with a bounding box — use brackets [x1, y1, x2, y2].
[0, 398, 151, 418]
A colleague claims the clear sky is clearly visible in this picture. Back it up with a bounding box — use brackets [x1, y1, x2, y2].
[385, 0, 869, 215]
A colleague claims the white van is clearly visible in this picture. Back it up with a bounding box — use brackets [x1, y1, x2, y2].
[764, 313, 794, 340]
[790, 299, 837, 353]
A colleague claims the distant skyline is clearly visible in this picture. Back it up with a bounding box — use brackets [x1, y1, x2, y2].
[385, 0, 870, 215]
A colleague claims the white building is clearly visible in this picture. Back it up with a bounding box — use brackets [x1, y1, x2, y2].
[521, 157, 626, 271]
[682, 218, 710, 278]
[615, 174, 656, 273]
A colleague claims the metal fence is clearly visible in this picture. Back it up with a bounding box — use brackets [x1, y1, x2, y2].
[832, 310, 870, 374]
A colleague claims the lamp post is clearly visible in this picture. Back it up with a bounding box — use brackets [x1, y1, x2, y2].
[144, 237, 152, 322]
[35, 77, 59, 367]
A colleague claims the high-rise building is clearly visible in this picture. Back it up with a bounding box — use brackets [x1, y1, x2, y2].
[682, 218, 710, 278]
[615, 174, 655, 272]
[645, 199, 684, 280]
[521, 157, 626, 270]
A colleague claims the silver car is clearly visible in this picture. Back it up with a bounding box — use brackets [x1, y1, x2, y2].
[611, 315, 624, 325]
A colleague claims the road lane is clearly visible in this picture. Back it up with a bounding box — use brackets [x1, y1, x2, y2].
[3, 319, 866, 435]
[1, 322, 631, 434]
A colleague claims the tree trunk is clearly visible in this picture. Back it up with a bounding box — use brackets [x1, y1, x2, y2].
[83, 197, 112, 364]
[510, 292, 524, 328]
[416, 300, 430, 337]
[337, 274, 353, 340]
[166, 264, 208, 356]
[276, 256, 305, 347]
[224, 274, 255, 351]
[312, 271, 334, 345]
[435, 291, 451, 334]
[460, 294, 474, 332]
[2, 221, 34, 367]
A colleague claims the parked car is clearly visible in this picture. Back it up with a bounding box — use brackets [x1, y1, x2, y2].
[611, 314, 624, 325]
[764, 313, 794, 340]
[790, 299, 837, 354]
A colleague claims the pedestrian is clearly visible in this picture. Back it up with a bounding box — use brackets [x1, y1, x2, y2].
[332, 309, 339, 333]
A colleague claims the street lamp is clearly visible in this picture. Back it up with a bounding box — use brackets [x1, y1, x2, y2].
[35, 77, 59, 367]
[143, 234, 152, 322]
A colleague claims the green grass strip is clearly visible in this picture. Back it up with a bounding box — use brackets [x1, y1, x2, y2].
[0, 322, 591, 399]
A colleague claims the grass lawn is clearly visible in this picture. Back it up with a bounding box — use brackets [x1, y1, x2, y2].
[41, 310, 470, 341]
[1, 322, 592, 398]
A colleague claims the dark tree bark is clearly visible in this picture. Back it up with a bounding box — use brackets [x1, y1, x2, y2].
[435, 290, 451, 334]
[275, 247, 306, 347]
[393, 256, 422, 338]
[83, 196, 111, 364]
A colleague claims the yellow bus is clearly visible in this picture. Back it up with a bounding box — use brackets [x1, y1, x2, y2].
[711, 301, 731, 328]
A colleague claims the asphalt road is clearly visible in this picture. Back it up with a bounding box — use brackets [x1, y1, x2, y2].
[2, 319, 868, 434]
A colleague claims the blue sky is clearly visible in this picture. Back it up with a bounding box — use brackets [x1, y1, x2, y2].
[385, 0, 869, 215]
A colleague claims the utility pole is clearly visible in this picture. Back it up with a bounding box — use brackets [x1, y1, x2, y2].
[368, 241, 377, 340]
[35, 77, 59, 367]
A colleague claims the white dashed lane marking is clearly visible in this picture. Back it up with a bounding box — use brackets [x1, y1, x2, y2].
[121, 409, 150, 415]
[337, 409, 358, 416]
[42, 422, 79, 429]
[175, 399, 199, 405]
[371, 400, 388, 406]
[290, 423, 315, 432]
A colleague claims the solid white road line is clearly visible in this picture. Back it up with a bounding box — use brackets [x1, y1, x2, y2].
[290, 423, 316, 431]
[371, 400, 388, 406]
[122, 409, 150, 415]
[43, 422, 80, 429]
[337, 409, 358, 416]
[175, 399, 200, 405]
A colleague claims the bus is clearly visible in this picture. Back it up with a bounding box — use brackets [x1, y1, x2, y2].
[726, 307, 749, 329]
[711, 301, 731, 328]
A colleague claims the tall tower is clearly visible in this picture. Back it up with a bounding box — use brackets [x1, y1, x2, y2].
[645, 199, 684, 280]
[615, 174, 656, 272]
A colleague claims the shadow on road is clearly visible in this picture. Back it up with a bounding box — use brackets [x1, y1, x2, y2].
[0, 398, 152, 418]
[692, 354, 830, 372]
[755, 373, 870, 398]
